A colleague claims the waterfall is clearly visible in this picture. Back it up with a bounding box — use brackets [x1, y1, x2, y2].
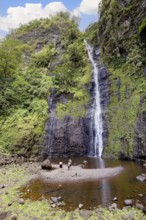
[85, 40, 103, 157]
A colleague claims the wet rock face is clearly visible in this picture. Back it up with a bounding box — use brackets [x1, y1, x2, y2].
[43, 115, 90, 157]
[93, 48, 110, 150]
[134, 111, 146, 159]
[43, 48, 110, 158]
[43, 90, 93, 157]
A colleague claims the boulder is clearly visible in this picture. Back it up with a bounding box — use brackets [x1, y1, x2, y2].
[80, 210, 92, 219]
[136, 203, 144, 210]
[19, 198, 25, 205]
[0, 212, 8, 220]
[51, 204, 56, 208]
[41, 159, 52, 170]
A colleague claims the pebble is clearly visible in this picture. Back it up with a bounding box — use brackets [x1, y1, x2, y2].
[51, 204, 56, 208]
[51, 197, 58, 203]
[31, 217, 38, 220]
[50, 211, 56, 216]
[57, 202, 62, 207]
[60, 213, 66, 219]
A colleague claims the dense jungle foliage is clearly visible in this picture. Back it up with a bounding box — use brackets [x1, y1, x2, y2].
[0, 13, 91, 156]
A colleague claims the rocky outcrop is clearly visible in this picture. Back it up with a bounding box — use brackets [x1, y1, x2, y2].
[43, 92, 92, 157]
[99, 0, 146, 62]
[98, 0, 146, 160]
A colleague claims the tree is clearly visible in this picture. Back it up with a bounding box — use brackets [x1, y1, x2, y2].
[0, 38, 23, 78]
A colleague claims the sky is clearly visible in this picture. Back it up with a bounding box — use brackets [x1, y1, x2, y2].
[0, 0, 101, 38]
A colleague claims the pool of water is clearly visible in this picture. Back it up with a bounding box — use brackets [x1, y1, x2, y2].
[20, 158, 146, 211]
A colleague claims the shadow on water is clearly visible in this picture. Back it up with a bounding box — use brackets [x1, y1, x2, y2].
[20, 158, 146, 211]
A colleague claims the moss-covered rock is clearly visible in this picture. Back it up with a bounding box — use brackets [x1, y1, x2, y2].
[98, 0, 146, 159]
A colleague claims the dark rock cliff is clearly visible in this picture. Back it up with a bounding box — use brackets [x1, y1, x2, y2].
[43, 92, 92, 157]
[93, 48, 110, 150]
[43, 47, 110, 158]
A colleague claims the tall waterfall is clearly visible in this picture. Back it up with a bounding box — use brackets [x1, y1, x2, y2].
[85, 41, 103, 157]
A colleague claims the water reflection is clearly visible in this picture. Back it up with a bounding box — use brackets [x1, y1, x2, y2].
[98, 158, 111, 206]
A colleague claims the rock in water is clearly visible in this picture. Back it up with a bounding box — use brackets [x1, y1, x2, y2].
[136, 173, 146, 182]
[124, 199, 133, 206]
[136, 203, 144, 210]
[79, 204, 84, 209]
[138, 193, 143, 197]
[41, 159, 52, 170]
[59, 162, 63, 168]
[112, 197, 118, 201]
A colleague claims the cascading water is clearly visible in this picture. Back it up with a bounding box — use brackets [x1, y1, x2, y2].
[85, 40, 103, 157]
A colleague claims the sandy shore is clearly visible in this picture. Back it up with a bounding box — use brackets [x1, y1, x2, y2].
[38, 165, 124, 183]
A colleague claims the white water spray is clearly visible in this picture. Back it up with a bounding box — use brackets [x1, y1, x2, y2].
[85, 40, 103, 157]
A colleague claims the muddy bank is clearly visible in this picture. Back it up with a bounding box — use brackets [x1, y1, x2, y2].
[38, 165, 124, 183]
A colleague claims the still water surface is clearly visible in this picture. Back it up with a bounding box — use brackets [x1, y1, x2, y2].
[21, 158, 146, 211]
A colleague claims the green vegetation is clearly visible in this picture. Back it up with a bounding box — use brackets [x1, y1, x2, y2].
[53, 39, 91, 118]
[84, 22, 99, 46]
[98, 0, 146, 158]
[0, 38, 23, 77]
[0, 13, 91, 156]
[139, 17, 146, 44]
